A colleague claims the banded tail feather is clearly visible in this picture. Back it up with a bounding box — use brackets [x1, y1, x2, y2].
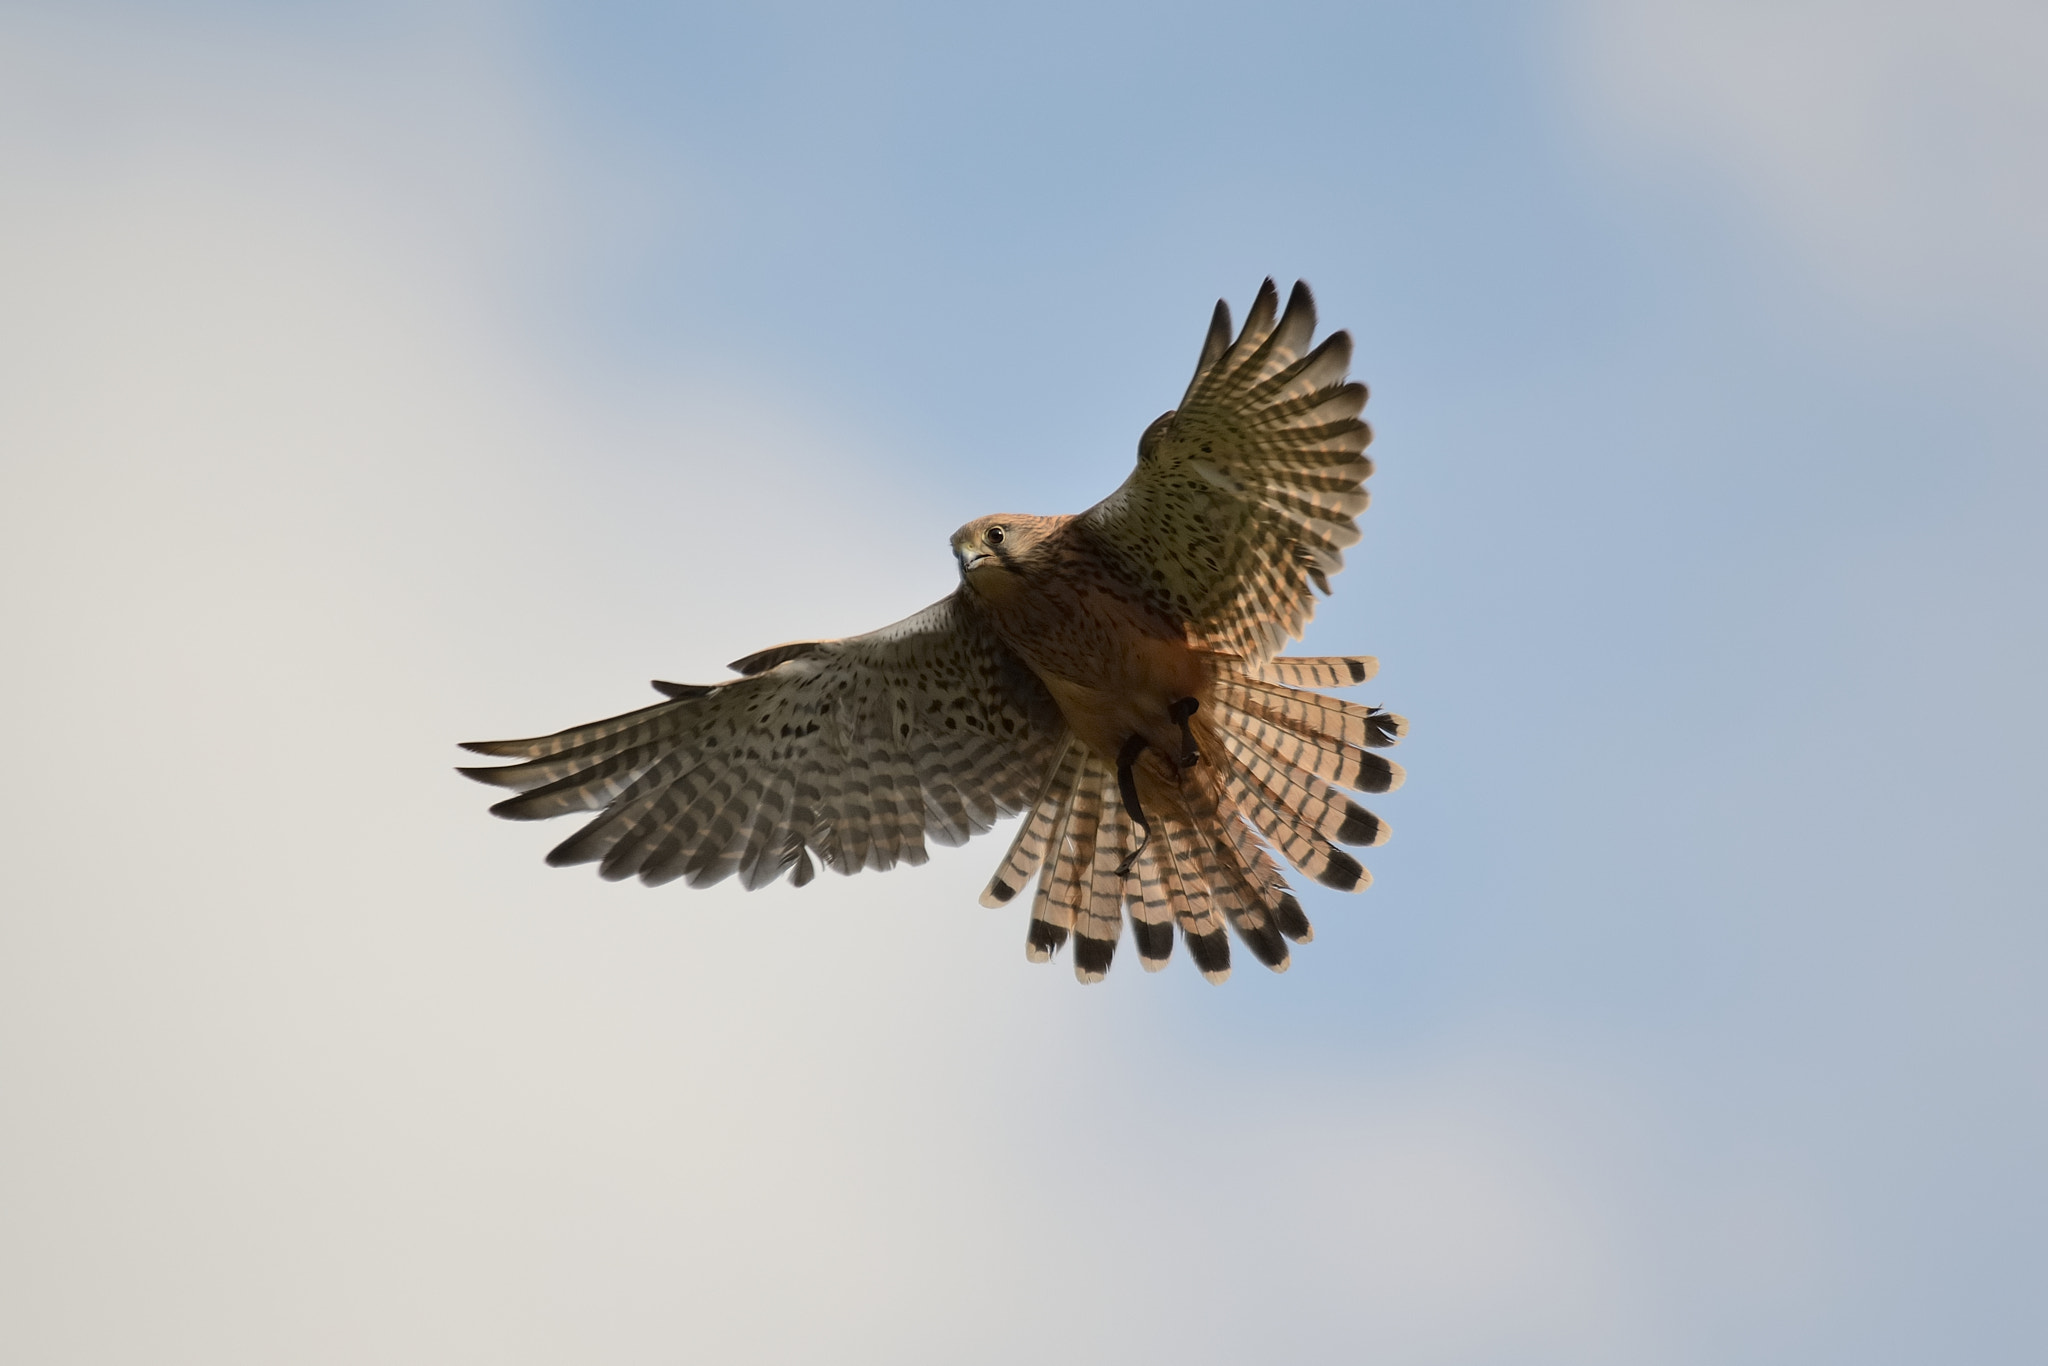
[1157, 793, 1234, 983]
[1126, 839, 1178, 971]
[1184, 774, 1292, 971]
[981, 740, 1081, 908]
[983, 661, 1404, 981]
[1045, 762, 1106, 971]
[1260, 655, 1378, 689]
[1214, 673, 1399, 756]
[1025, 754, 1090, 963]
[1077, 765, 1129, 983]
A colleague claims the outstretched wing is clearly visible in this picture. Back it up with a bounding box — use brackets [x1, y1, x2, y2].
[459, 592, 1066, 889]
[1076, 278, 1373, 662]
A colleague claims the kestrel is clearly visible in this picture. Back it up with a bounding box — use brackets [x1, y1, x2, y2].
[461, 279, 1405, 982]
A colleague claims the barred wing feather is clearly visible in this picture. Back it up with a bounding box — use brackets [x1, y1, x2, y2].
[1076, 279, 1373, 663]
[459, 593, 1066, 889]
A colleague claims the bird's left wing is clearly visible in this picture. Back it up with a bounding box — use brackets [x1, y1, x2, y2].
[1076, 279, 1372, 663]
[459, 592, 1066, 889]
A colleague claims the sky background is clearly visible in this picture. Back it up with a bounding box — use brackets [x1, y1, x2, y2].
[2, 2, 2044, 1362]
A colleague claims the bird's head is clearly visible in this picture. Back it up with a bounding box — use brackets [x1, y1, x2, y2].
[951, 514, 1053, 592]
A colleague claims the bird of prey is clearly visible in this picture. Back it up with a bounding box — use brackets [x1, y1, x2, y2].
[460, 279, 1405, 982]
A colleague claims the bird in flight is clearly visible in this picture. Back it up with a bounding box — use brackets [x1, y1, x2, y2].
[460, 279, 1405, 982]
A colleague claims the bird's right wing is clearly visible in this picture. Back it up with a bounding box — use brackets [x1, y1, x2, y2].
[1075, 279, 1372, 663]
[459, 592, 1067, 889]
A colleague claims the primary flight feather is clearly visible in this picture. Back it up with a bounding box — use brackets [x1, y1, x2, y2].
[461, 279, 1406, 982]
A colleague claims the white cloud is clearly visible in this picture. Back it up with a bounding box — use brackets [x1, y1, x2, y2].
[1562, 0, 2048, 340]
[0, 10, 1679, 1363]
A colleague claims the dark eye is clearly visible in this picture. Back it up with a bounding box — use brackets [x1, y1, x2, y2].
[986, 525, 1006, 546]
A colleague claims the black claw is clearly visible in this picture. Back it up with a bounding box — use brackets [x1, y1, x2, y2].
[1115, 733, 1151, 876]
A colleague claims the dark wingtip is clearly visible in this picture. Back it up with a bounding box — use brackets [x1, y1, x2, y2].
[486, 793, 547, 821]
[652, 679, 715, 699]
[1285, 277, 1315, 319]
[544, 833, 599, 868]
[459, 737, 531, 757]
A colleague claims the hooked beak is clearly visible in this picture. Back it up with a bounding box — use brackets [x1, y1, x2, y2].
[956, 546, 992, 573]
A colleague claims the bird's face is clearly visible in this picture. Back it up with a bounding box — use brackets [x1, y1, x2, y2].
[952, 514, 1046, 589]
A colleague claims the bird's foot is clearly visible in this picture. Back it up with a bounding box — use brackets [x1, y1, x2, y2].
[1168, 696, 1201, 768]
[1115, 733, 1151, 876]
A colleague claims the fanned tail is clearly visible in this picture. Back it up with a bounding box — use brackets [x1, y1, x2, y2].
[994, 658, 1405, 984]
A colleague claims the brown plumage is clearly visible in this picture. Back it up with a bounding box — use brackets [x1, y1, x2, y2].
[461, 279, 1406, 982]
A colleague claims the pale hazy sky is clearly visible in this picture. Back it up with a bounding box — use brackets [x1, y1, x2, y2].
[2, 3, 2044, 1363]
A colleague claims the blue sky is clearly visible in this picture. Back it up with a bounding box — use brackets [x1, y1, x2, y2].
[3, 3, 2044, 1362]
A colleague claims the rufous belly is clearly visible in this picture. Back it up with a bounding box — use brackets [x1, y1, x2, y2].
[1035, 641, 1216, 770]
